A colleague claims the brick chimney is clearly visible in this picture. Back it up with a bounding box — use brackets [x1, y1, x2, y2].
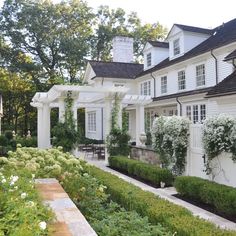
[112, 36, 133, 63]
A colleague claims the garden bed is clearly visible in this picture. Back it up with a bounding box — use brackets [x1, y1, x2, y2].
[173, 193, 236, 223]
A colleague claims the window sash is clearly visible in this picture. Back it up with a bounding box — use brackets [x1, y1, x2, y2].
[147, 53, 152, 67]
[178, 70, 186, 90]
[186, 105, 191, 120]
[173, 39, 180, 56]
[141, 81, 151, 95]
[196, 64, 205, 87]
[88, 112, 96, 132]
[161, 76, 167, 94]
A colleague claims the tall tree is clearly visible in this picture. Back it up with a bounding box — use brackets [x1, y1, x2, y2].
[0, 0, 94, 83]
[91, 6, 167, 62]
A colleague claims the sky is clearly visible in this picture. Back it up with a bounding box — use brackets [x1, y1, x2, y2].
[0, 0, 236, 30]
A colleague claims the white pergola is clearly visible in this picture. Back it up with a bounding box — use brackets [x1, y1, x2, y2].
[31, 85, 152, 160]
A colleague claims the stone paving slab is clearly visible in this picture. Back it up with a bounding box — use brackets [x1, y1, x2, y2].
[87, 159, 236, 231]
[36, 178, 97, 236]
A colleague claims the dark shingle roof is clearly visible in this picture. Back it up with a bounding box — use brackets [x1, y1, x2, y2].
[224, 49, 236, 61]
[148, 41, 169, 48]
[89, 61, 143, 79]
[138, 18, 236, 77]
[174, 24, 212, 35]
[153, 87, 212, 101]
[206, 70, 236, 97]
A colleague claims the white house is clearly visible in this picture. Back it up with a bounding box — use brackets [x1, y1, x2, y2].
[83, 18, 236, 143]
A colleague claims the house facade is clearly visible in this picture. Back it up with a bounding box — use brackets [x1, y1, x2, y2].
[83, 18, 236, 144]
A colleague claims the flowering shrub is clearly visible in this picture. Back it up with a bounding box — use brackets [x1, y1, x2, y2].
[0, 170, 53, 235]
[152, 116, 190, 175]
[202, 114, 236, 175]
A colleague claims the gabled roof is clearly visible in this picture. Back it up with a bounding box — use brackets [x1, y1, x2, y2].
[89, 61, 143, 79]
[206, 70, 236, 97]
[148, 41, 169, 48]
[138, 18, 236, 77]
[174, 24, 212, 35]
[224, 49, 236, 61]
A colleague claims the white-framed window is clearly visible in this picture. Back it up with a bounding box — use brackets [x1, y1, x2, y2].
[161, 76, 167, 94]
[186, 105, 191, 121]
[178, 70, 186, 90]
[187, 104, 206, 123]
[196, 64, 205, 87]
[141, 81, 151, 95]
[88, 112, 96, 132]
[147, 53, 152, 67]
[114, 83, 124, 87]
[173, 38, 180, 56]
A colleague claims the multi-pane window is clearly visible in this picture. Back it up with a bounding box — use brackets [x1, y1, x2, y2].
[186, 106, 191, 121]
[187, 104, 206, 123]
[196, 64, 205, 87]
[147, 53, 152, 67]
[173, 38, 180, 56]
[88, 112, 96, 132]
[200, 104, 206, 121]
[178, 70, 186, 90]
[161, 76, 167, 94]
[193, 105, 199, 124]
[141, 81, 151, 95]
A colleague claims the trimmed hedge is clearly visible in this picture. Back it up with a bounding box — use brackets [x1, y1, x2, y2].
[174, 176, 236, 217]
[109, 156, 173, 187]
[87, 165, 235, 236]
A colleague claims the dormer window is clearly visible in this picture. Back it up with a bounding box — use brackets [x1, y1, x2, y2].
[147, 53, 152, 67]
[173, 39, 180, 56]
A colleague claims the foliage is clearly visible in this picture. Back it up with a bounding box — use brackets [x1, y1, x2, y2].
[52, 91, 79, 152]
[15, 136, 37, 148]
[88, 165, 235, 236]
[106, 93, 130, 156]
[152, 116, 190, 175]
[174, 176, 236, 217]
[0, 147, 172, 235]
[0, 169, 53, 235]
[202, 114, 236, 175]
[109, 156, 173, 187]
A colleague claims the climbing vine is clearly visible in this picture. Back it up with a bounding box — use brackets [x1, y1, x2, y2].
[152, 116, 190, 175]
[202, 114, 236, 176]
[106, 93, 130, 156]
[52, 91, 79, 152]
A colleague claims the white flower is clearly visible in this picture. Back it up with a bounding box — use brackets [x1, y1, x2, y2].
[21, 192, 27, 199]
[39, 221, 47, 230]
[1, 178, 6, 183]
[27, 201, 35, 207]
[14, 186, 18, 190]
[11, 176, 19, 182]
[32, 174, 35, 179]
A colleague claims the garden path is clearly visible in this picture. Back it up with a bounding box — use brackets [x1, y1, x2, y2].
[86, 159, 236, 231]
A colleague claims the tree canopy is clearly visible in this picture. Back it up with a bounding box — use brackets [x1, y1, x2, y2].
[0, 0, 167, 134]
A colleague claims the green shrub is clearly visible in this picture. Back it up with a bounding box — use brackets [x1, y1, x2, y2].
[15, 136, 37, 147]
[174, 176, 236, 217]
[87, 165, 235, 236]
[4, 130, 13, 140]
[0, 135, 8, 146]
[109, 156, 173, 187]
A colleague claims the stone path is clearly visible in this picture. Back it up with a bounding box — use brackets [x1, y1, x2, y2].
[36, 178, 97, 236]
[87, 159, 236, 231]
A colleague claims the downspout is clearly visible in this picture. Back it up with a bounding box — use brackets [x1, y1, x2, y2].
[150, 72, 156, 97]
[176, 97, 182, 116]
[211, 50, 218, 84]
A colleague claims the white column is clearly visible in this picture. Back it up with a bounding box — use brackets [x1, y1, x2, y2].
[58, 98, 65, 123]
[135, 104, 145, 146]
[104, 98, 112, 164]
[37, 103, 51, 149]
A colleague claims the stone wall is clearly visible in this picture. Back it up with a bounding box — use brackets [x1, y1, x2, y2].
[130, 146, 161, 166]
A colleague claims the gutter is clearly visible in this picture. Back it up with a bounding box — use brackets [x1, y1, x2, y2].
[150, 72, 156, 97]
[211, 50, 218, 84]
[176, 97, 182, 116]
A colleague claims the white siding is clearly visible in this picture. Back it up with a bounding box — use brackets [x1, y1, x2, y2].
[217, 53, 233, 82]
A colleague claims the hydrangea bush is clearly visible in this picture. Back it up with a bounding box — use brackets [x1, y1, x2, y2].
[152, 116, 190, 175]
[202, 114, 236, 174]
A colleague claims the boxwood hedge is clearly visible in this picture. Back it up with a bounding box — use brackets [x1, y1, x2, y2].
[174, 176, 236, 217]
[109, 156, 173, 187]
[87, 165, 235, 236]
